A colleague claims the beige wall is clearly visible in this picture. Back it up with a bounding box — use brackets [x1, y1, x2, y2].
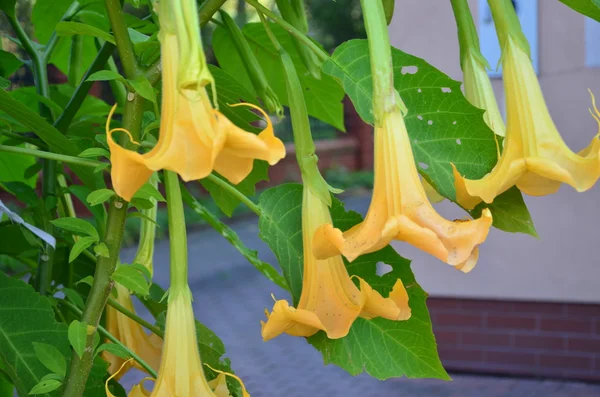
[388, 1, 600, 303]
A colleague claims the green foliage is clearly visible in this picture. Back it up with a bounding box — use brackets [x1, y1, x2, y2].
[32, 343, 67, 378]
[200, 162, 269, 217]
[212, 22, 345, 131]
[181, 185, 288, 290]
[0, 272, 107, 397]
[111, 265, 150, 296]
[0, 88, 96, 187]
[55, 21, 116, 44]
[323, 39, 535, 236]
[258, 184, 447, 379]
[67, 320, 88, 359]
[51, 217, 99, 241]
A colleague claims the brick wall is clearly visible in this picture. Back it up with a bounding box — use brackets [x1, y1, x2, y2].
[429, 298, 600, 381]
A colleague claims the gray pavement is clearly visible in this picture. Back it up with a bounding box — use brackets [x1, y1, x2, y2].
[119, 194, 600, 397]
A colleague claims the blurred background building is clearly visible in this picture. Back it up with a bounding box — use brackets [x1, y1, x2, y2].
[387, 0, 600, 381]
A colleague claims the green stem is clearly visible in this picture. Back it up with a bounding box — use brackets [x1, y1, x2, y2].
[54, 42, 116, 133]
[259, 12, 336, 203]
[107, 299, 164, 338]
[143, 0, 226, 88]
[245, 0, 329, 62]
[62, 300, 158, 378]
[62, 0, 145, 384]
[164, 171, 188, 290]
[0, 145, 103, 167]
[6, 17, 39, 63]
[42, 1, 82, 64]
[104, 0, 140, 79]
[360, 0, 396, 122]
[61, 198, 128, 397]
[199, 0, 228, 28]
[204, 174, 261, 216]
[450, 0, 483, 69]
[2, 131, 46, 147]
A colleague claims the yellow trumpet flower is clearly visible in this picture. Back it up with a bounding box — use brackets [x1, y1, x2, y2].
[107, 2, 285, 201]
[313, 107, 493, 272]
[462, 50, 505, 138]
[106, 288, 250, 397]
[102, 284, 162, 379]
[453, 37, 600, 209]
[261, 185, 411, 341]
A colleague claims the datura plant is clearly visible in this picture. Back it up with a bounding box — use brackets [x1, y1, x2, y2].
[0, 0, 597, 395]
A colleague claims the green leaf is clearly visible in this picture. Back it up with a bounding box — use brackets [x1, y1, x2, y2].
[55, 21, 116, 44]
[200, 162, 269, 217]
[62, 287, 85, 309]
[129, 263, 151, 281]
[3, 181, 39, 205]
[0, 141, 38, 189]
[0, 88, 95, 187]
[0, 0, 16, 18]
[0, 50, 22, 78]
[68, 320, 88, 359]
[130, 197, 154, 210]
[0, 272, 107, 397]
[32, 343, 66, 378]
[69, 236, 96, 262]
[93, 163, 110, 174]
[51, 217, 99, 241]
[86, 70, 126, 84]
[0, 76, 9, 89]
[32, 0, 75, 43]
[559, 0, 600, 22]
[258, 184, 448, 380]
[181, 185, 288, 291]
[132, 183, 165, 202]
[94, 343, 131, 360]
[471, 186, 538, 237]
[258, 184, 304, 300]
[78, 148, 110, 159]
[86, 188, 115, 206]
[75, 275, 94, 287]
[129, 76, 156, 103]
[323, 39, 497, 198]
[323, 40, 535, 235]
[69, 185, 106, 228]
[112, 265, 150, 296]
[28, 379, 61, 395]
[94, 242, 109, 258]
[213, 22, 345, 130]
[207, 65, 261, 132]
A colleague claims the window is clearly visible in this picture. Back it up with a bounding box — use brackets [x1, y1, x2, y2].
[478, 0, 539, 77]
[585, 17, 600, 67]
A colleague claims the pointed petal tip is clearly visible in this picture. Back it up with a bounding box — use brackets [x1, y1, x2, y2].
[312, 224, 345, 260]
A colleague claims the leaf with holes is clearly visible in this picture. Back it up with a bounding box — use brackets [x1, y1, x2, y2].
[213, 22, 345, 131]
[323, 39, 535, 236]
[0, 271, 108, 397]
[258, 184, 447, 379]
